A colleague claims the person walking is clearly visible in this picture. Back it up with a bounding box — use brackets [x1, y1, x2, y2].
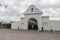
[41, 27, 44, 32]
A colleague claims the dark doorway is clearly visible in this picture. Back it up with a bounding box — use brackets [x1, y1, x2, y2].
[28, 18, 38, 30]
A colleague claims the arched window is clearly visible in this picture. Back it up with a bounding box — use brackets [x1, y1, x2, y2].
[31, 8, 33, 12]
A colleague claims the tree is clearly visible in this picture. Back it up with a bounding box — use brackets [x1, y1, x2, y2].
[0, 21, 3, 28]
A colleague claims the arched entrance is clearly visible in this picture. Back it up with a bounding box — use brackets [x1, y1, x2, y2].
[28, 18, 38, 30]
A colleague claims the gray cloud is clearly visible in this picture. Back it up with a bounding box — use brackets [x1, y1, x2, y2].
[0, 0, 60, 22]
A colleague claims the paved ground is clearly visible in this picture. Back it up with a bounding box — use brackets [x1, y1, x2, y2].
[0, 29, 60, 40]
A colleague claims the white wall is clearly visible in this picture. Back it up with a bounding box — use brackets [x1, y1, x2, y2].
[41, 16, 49, 30]
[21, 13, 42, 30]
[49, 20, 60, 31]
[19, 17, 27, 30]
[11, 21, 20, 29]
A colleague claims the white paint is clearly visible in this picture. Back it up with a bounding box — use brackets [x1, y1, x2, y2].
[11, 21, 20, 29]
[11, 5, 60, 31]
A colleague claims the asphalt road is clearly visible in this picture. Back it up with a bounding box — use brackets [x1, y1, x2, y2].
[0, 29, 60, 40]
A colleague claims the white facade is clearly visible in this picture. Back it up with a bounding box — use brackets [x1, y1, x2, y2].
[11, 5, 60, 31]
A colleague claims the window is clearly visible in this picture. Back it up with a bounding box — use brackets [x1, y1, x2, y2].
[31, 8, 33, 12]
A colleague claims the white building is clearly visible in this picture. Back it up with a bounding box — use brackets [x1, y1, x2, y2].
[11, 5, 60, 31]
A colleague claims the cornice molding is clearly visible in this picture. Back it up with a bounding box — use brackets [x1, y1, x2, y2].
[24, 13, 42, 15]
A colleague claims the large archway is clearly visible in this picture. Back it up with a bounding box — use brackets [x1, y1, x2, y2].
[28, 18, 38, 30]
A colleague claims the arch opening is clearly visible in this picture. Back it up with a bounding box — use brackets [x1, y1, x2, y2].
[28, 18, 38, 30]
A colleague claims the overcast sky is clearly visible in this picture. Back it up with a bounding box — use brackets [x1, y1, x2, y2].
[0, 0, 60, 22]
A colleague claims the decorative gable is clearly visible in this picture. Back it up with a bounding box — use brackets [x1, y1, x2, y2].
[24, 5, 43, 15]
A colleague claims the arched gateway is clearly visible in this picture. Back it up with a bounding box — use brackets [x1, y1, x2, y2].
[11, 5, 50, 31]
[28, 18, 38, 30]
